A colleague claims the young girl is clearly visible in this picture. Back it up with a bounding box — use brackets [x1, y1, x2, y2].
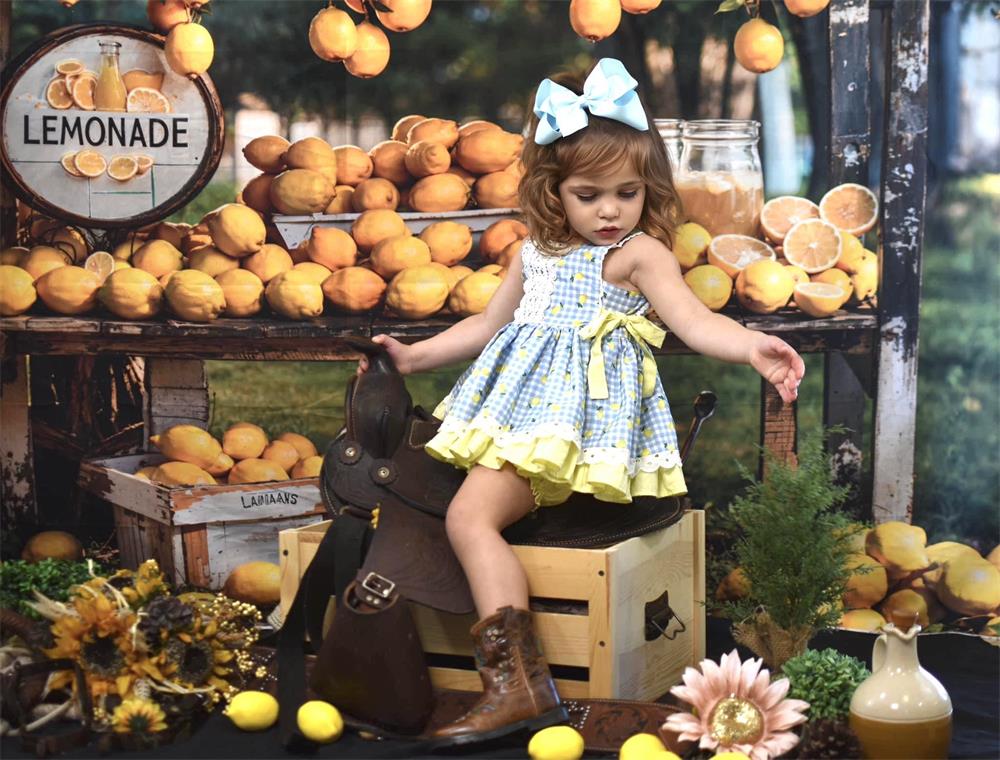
[359, 58, 804, 745]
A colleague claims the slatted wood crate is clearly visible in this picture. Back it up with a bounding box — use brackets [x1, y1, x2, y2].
[279, 510, 705, 701]
[79, 453, 325, 589]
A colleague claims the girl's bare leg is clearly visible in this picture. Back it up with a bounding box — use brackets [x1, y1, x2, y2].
[445, 463, 536, 617]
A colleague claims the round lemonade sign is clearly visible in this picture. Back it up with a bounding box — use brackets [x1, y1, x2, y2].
[1, 24, 223, 229]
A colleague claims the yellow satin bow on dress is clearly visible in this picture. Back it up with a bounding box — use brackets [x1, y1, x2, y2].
[578, 308, 666, 400]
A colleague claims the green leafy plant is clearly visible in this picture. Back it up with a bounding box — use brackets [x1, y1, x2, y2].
[718, 432, 857, 668]
[0, 559, 103, 619]
[781, 648, 870, 721]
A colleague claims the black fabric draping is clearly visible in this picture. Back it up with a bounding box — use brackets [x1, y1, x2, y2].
[3, 617, 997, 759]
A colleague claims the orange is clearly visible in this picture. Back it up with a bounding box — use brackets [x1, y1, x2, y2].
[107, 155, 139, 182]
[759, 195, 820, 244]
[706, 234, 776, 279]
[70, 75, 97, 110]
[61, 152, 83, 177]
[734, 18, 784, 74]
[819, 183, 879, 236]
[793, 281, 847, 318]
[84, 251, 115, 283]
[45, 78, 73, 109]
[55, 59, 84, 76]
[73, 150, 107, 178]
[782, 218, 842, 273]
[126, 87, 170, 113]
[134, 154, 155, 175]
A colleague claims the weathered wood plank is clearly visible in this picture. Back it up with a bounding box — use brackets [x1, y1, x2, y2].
[1, 355, 37, 528]
[1, 311, 879, 358]
[145, 359, 207, 442]
[872, 0, 930, 523]
[827, 0, 872, 503]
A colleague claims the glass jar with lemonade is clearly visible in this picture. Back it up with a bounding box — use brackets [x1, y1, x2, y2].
[675, 119, 763, 237]
[94, 40, 127, 111]
[653, 118, 683, 172]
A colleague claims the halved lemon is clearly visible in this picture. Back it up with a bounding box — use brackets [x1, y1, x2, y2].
[706, 234, 776, 279]
[819, 183, 879, 236]
[123, 69, 165, 92]
[107, 155, 139, 182]
[70, 75, 97, 110]
[55, 59, 84, 76]
[73, 149, 107, 178]
[782, 219, 843, 273]
[793, 281, 848, 318]
[134, 154, 155, 175]
[760, 195, 820, 244]
[65, 69, 96, 91]
[61, 152, 84, 177]
[810, 268, 852, 305]
[45, 78, 73, 109]
[126, 87, 170, 113]
[84, 251, 116, 283]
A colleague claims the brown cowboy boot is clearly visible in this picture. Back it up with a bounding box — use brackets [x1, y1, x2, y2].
[429, 606, 567, 746]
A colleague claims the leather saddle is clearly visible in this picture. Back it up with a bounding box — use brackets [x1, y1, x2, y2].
[319, 336, 717, 615]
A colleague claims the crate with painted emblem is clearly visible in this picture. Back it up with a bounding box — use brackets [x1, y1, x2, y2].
[278, 509, 705, 701]
[78, 452, 325, 589]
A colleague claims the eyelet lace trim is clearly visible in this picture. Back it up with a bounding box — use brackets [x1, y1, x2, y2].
[435, 414, 683, 473]
[513, 239, 559, 324]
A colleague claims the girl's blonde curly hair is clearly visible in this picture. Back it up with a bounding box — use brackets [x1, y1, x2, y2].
[518, 66, 683, 256]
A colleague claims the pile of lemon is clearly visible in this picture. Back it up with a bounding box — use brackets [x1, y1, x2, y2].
[139, 423, 321, 486]
[679, 183, 880, 319]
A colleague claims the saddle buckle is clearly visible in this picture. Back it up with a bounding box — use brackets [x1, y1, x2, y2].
[361, 571, 396, 601]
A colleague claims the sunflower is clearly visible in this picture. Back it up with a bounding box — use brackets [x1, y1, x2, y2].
[41, 582, 164, 699]
[662, 649, 810, 760]
[111, 698, 167, 736]
[161, 614, 234, 692]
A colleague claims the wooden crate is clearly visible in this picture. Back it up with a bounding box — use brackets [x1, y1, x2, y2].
[279, 510, 705, 701]
[79, 453, 326, 589]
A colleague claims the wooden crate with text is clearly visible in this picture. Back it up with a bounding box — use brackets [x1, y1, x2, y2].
[79, 453, 325, 589]
[279, 510, 705, 701]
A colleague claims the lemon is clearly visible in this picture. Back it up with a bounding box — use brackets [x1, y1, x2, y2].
[0, 265, 37, 315]
[296, 700, 343, 743]
[734, 258, 794, 314]
[682, 264, 732, 312]
[793, 281, 846, 318]
[527, 725, 585, 760]
[849, 250, 878, 302]
[711, 753, 751, 760]
[672, 222, 712, 270]
[619, 733, 668, 760]
[224, 691, 279, 732]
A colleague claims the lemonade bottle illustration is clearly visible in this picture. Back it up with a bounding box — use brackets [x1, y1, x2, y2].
[94, 41, 127, 111]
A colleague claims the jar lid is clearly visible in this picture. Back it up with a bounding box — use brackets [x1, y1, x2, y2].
[653, 118, 684, 138]
[682, 119, 760, 143]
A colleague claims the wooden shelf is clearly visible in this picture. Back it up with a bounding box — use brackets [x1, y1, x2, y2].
[0, 309, 877, 360]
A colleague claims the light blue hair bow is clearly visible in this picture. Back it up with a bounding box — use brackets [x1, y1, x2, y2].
[533, 58, 649, 145]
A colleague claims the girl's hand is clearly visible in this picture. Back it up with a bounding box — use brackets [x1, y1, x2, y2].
[748, 334, 805, 403]
[356, 334, 417, 376]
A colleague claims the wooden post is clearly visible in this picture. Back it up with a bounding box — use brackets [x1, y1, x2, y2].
[825, 0, 872, 512]
[0, 0, 36, 543]
[872, 0, 930, 522]
[759, 381, 797, 479]
[143, 359, 210, 445]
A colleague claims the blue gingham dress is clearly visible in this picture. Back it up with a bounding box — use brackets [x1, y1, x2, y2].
[425, 232, 687, 506]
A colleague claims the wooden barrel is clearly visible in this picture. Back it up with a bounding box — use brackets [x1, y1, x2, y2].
[0, 23, 225, 230]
